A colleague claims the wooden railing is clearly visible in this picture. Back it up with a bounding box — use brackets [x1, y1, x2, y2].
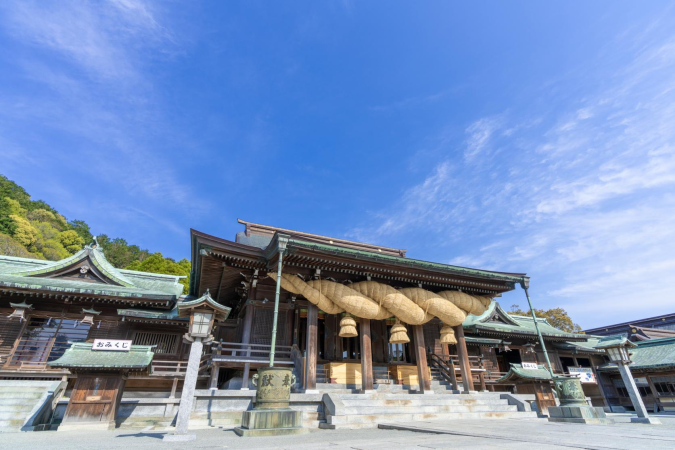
[211, 342, 293, 364]
[429, 354, 491, 390]
[149, 355, 210, 376]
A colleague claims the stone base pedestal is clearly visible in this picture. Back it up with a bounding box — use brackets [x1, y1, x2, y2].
[234, 408, 308, 437]
[548, 406, 613, 424]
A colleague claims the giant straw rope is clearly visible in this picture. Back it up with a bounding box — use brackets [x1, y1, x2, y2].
[268, 272, 492, 345]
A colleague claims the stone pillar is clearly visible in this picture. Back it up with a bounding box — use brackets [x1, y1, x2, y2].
[412, 325, 432, 394]
[618, 364, 660, 424]
[209, 364, 220, 390]
[241, 304, 254, 390]
[165, 338, 203, 441]
[454, 325, 474, 393]
[360, 318, 374, 392]
[305, 304, 318, 392]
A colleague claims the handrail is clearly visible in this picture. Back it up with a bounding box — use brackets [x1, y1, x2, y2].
[429, 353, 458, 390]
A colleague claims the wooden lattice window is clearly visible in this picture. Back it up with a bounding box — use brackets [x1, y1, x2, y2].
[133, 332, 180, 355]
[0, 311, 25, 355]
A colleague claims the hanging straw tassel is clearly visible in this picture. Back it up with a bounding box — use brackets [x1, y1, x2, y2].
[440, 325, 457, 345]
[339, 314, 358, 338]
[389, 319, 410, 344]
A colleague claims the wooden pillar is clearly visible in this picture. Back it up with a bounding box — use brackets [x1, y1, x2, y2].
[646, 375, 661, 412]
[209, 364, 220, 390]
[412, 325, 431, 393]
[305, 303, 318, 391]
[454, 325, 474, 392]
[240, 304, 254, 390]
[360, 318, 374, 392]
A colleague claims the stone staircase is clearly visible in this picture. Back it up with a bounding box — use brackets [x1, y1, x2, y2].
[429, 366, 459, 392]
[320, 392, 538, 429]
[0, 380, 65, 432]
[316, 363, 328, 384]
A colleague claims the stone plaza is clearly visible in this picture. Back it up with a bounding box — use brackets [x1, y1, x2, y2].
[3, 414, 675, 450]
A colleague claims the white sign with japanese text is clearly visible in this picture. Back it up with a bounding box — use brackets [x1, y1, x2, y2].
[522, 362, 538, 370]
[92, 339, 132, 352]
[568, 367, 596, 383]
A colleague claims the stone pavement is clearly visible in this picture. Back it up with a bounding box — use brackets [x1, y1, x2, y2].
[3, 414, 675, 449]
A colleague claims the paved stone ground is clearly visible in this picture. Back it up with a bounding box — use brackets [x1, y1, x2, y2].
[3, 413, 675, 449]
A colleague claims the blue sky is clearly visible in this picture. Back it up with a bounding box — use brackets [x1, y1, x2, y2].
[2, 1, 675, 328]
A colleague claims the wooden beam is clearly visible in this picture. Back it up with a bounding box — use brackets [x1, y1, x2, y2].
[454, 325, 474, 392]
[360, 318, 374, 392]
[412, 325, 431, 393]
[305, 303, 318, 391]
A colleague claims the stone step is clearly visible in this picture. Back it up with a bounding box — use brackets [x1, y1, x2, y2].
[335, 393, 503, 401]
[0, 398, 43, 407]
[0, 404, 35, 414]
[0, 419, 25, 429]
[0, 410, 36, 420]
[0, 391, 44, 399]
[326, 410, 538, 426]
[340, 398, 509, 407]
[340, 404, 517, 415]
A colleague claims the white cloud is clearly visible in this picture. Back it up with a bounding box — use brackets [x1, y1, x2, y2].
[351, 22, 675, 328]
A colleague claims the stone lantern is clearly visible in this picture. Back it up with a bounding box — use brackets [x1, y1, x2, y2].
[163, 290, 231, 441]
[595, 335, 660, 424]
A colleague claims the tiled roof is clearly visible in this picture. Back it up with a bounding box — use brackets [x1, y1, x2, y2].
[48, 343, 154, 370]
[495, 364, 553, 383]
[463, 302, 587, 341]
[0, 244, 183, 301]
[597, 336, 675, 373]
[287, 239, 525, 283]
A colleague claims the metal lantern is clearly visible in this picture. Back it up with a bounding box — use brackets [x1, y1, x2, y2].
[7, 301, 33, 322]
[80, 307, 101, 326]
[523, 342, 537, 355]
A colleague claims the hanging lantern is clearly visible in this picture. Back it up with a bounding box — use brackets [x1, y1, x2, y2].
[80, 307, 102, 326]
[339, 314, 358, 338]
[7, 301, 32, 322]
[440, 325, 456, 345]
[389, 319, 410, 344]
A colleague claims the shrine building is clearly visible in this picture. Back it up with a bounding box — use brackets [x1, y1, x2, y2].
[0, 219, 612, 431]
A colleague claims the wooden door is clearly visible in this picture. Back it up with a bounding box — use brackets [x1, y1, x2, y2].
[533, 382, 556, 416]
[64, 375, 123, 424]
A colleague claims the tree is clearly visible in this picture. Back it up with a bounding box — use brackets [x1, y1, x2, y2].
[9, 214, 39, 253]
[97, 235, 150, 268]
[510, 304, 583, 333]
[58, 230, 85, 254]
[0, 232, 37, 258]
[69, 219, 93, 245]
[125, 253, 191, 294]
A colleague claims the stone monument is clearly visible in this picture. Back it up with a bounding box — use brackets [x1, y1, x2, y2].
[547, 377, 612, 424]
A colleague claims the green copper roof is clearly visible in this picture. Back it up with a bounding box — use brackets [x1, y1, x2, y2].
[178, 290, 232, 320]
[594, 334, 636, 350]
[597, 336, 675, 373]
[287, 239, 525, 284]
[465, 336, 504, 346]
[463, 301, 587, 341]
[495, 363, 553, 383]
[553, 336, 605, 353]
[48, 343, 154, 370]
[0, 243, 184, 301]
[118, 306, 184, 320]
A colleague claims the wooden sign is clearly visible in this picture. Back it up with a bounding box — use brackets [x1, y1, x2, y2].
[92, 339, 132, 351]
[522, 362, 538, 370]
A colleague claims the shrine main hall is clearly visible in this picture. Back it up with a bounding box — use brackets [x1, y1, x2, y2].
[0, 219, 612, 432]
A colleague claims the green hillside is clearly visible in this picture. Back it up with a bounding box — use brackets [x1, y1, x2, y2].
[0, 174, 190, 293]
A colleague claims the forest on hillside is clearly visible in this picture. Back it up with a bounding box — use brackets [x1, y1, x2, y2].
[0, 175, 190, 293]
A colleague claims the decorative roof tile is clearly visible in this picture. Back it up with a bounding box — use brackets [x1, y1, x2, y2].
[48, 343, 154, 370]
